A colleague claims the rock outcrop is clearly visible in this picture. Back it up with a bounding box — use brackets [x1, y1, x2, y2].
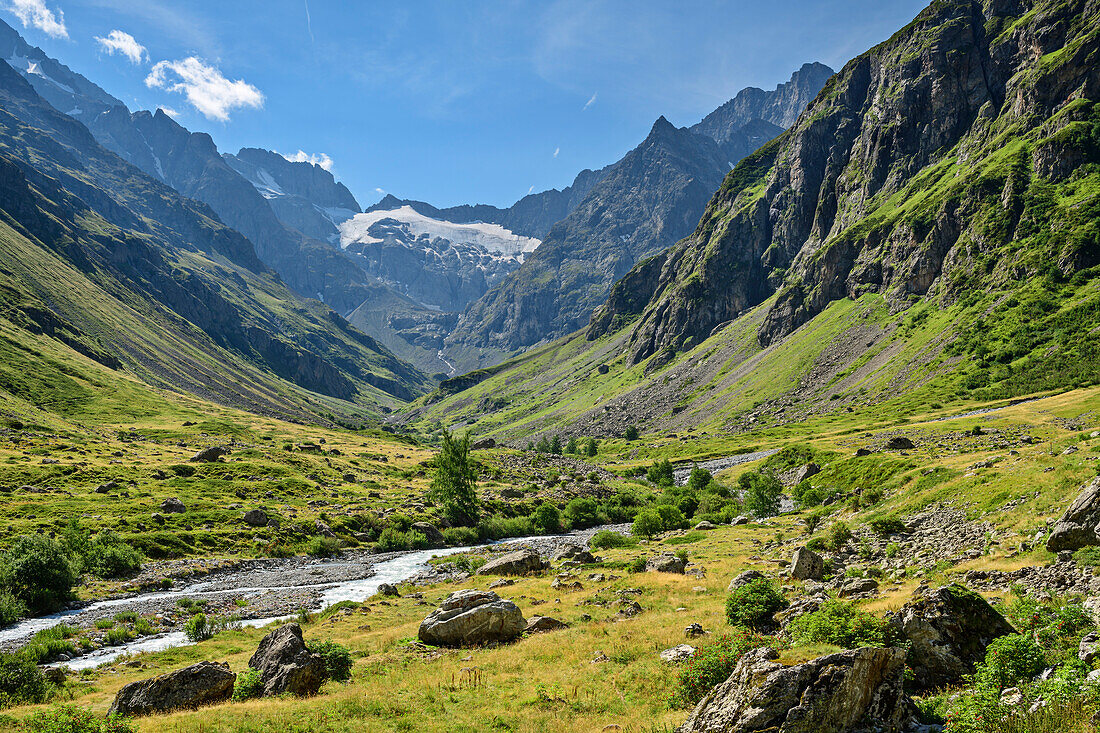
[889, 584, 1015, 690]
[789, 547, 824, 581]
[248, 623, 325, 696]
[678, 646, 908, 733]
[646, 554, 688, 574]
[108, 661, 235, 717]
[1046, 477, 1100, 552]
[476, 548, 547, 576]
[418, 589, 526, 647]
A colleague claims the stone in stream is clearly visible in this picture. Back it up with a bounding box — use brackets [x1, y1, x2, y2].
[418, 589, 526, 647]
[248, 623, 325, 696]
[678, 646, 908, 733]
[108, 661, 235, 716]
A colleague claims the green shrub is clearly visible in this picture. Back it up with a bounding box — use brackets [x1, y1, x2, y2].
[307, 536, 341, 557]
[671, 630, 771, 707]
[441, 527, 479, 546]
[726, 578, 788, 630]
[655, 504, 688, 531]
[308, 640, 353, 682]
[104, 627, 132, 646]
[787, 600, 895, 648]
[589, 530, 637, 550]
[0, 589, 26, 628]
[0, 535, 78, 615]
[0, 652, 48, 708]
[824, 521, 853, 551]
[563, 498, 601, 529]
[868, 516, 906, 536]
[740, 473, 783, 518]
[631, 509, 664, 539]
[531, 503, 563, 534]
[20, 626, 77, 664]
[799, 487, 824, 507]
[977, 634, 1046, 690]
[1073, 546, 1100, 571]
[627, 557, 647, 574]
[24, 704, 137, 733]
[647, 460, 674, 487]
[374, 528, 411, 553]
[428, 429, 479, 527]
[231, 668, 263, 702]
[624, 426, 639, 441]
[182, 613, 237, 643]
[686, 468, 714, 493]
[83, 531, 143, 578]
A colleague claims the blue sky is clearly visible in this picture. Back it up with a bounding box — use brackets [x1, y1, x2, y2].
[5, 0, 927, 209]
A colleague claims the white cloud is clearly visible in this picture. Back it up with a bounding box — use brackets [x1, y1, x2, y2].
[528, 185, 534, 194]
[8, 0, 67, 38]
[582, 91, 597, 110]
[95, 29, 146, 64]
[374, 187, 385, 194]
[157, 106, 179, 118]
[145, 57, 263, 122]
[553, 147, 559, 158]
[281, 149, 334, 172]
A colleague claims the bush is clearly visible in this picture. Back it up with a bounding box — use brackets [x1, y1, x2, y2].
[740, 473, 783, 518]
[627, 557, 647, 573]
[231, 668, 263, 701]
[0, 589, 26, 628]
[83, 531, 143, 579]
[726, 578, 788, 630]
[442, 527, 479, 546]
[647, 460, 674, 487]
[531, 503, 563, 534]
[24, 704, 137, 733]
[868, 516, 906, 536]
[787, 600, 895, 648]
[624, 426, 639, 441]
[0, 652, 48, 708]
[656, 504, 688, 531]
[671, 630, 771, 707]
[183, 613, 238, 643]
[563, 498, 601, 529]
[308, 640, 353, 682]
[824, 521, 853, 551]
[589, 530, 638, 550]
[307, 536, 341, 557]
[584, 437, 599, 457]
[687, 467, 714, 493]
[0, 535, 78, 615]
[976, 634, 1046, 690]
[631, 509, 664, 539]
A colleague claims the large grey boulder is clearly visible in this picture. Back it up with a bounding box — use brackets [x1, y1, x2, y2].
[889, 584, 1015, 691]
[789, 546, 824, 581]
[418, 589, 526, 647]
[190, 446, 227, 463]
[678, 646, 908, 733]
[160, 497, 186, 513]
[243, 508, 269, 527]
[410, 522, 445, 547]
[727, 570, 766, 593]
[646, 554, 687, 574]
[555, 544, 597, 563]
[1047, 477, 1100, 552]
[108, 661, 235, 717]
[248, 623, 325, 696]
[476, 548, 547, 576]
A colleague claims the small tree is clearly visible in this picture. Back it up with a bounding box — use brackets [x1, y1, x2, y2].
[631, 509, 664, 539]
[549, 435, 563, 455]
[429, 429, 479, 527]
[740, 472, 783, 518]
[532, 503, 563, 534]
[585, 437, 599, 457]
[535, 436, 551, 453]
[564, 497, 600, 529]
[687, 467, 713, 493]
[647, 459, 674, 486]
[624, 425, 639, 441]
[565, 437, 579, 454]
[1, 535, 78, 615]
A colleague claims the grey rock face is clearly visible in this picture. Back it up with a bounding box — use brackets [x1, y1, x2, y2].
[678, 646, 908, 733]
[418, 589, 526, 647]
[248, 623, 325, 697]
[476, 549, 547, 576]
[790, 547, 824, 581]
[524, 616, 568, 634]
[554, 544, 597, 564]
[660, 644, 697, 663]
[108, 661, 235, 717]
[890, 584, 1015, 691]
[1080, 631, 1100, 665]
[646, 554, 688, 574]
[243, 509, 269, 527]
[1047, 477, 1100, 552]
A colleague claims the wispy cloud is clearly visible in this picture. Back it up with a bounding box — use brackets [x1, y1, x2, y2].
[303, 0, 314, 44]
[95, 30, 146, 64]
[145, 57, 263, 122]
[8, 0, 67, 38]
[281, 149, 333, 171]
[553, 147, 559, 158]
[582, 91, 597, 110]
[157, 106, 179, 118]
[374, 187, 385, 194]
[528, 185, 534, 194]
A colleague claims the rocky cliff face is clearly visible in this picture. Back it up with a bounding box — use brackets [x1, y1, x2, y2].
[592, 0, 1100, 364]
[448, 64, 832, 354]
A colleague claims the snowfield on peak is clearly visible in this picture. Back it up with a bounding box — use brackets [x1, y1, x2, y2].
[339, 205, 540, 258]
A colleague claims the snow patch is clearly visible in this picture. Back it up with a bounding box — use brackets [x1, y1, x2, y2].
[339, 205, 540, 257]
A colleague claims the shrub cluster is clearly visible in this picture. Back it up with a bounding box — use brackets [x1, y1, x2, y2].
[786, 600, 896, 648]
[726, 578, 788, 630]
[671, 630, 773, 707]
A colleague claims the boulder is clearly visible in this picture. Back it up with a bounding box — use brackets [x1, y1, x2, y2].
[418, 589, 526, 647]
[555, 544, 597, 564]
[889, 584, 1015, 691]
[789, 546, 824, 581]
[838, 578, 879, 599]
[780, 463, 821, 487]
[1080, 631, 1100, 665]
[243, 508, 269, 527]
[313, 520, 336, 538]
[95, 481, 119, 494]
[190, 446, 227, 463]
[1046, 477, 1100, 552]
[660, 644, 696, 663]
[248, 623, 325, 696]
[884, 437, 914, 450]
[108, 661, 235, 717]
[727, 570, 766, 593]
[410, 522, 445, 547]
[470, 438, 496, 450]
[694, 520, 717, 531]
[731, 515, 750, 525]
[646, 554, 687, 574]
[524, 616, 568, 634]
[678, 646, 908, 733]
[378, 583, 399, 597]
[160, 497, 186, 513]
[476, 548, 547, 576]
[685, 623, 705, 638]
